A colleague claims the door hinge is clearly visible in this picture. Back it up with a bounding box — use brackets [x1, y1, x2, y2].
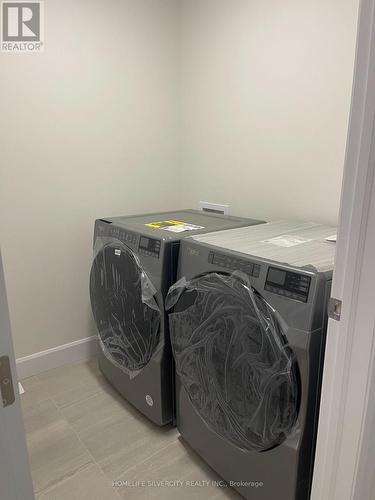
[328, 297, 342, 321]
[0, 356, 15, 408]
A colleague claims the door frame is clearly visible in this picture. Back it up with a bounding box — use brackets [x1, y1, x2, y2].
[0, 250, 35, 500]
[311, 0, 375, 498]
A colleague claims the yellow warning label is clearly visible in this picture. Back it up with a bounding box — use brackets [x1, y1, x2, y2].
[145, 220, 187, 229]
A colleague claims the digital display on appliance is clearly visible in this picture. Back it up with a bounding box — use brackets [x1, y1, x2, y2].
[265, 267, 311, 302]
[139, 237, 149, 248]
[139, 236, 161, 257]
[267, 268, 287, 286]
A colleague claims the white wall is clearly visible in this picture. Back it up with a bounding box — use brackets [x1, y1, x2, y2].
[179, 0, 359, 224]
[0, 0, 180, 358]
[0, 0, 359, 361]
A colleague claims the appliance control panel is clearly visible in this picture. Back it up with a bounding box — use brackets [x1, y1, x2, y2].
[110, 227, 137, 246]
[139, 236, 161, 258]
[208, 251, 260, 278]
[265, 267, 311, 302]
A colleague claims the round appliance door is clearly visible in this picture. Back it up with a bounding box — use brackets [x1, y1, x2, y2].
[169, 272, 300, 452]
[90, 241, 161, 376]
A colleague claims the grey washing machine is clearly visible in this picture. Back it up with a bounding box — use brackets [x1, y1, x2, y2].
[166, 221, 336, 499]
[89, 210, 263, 426]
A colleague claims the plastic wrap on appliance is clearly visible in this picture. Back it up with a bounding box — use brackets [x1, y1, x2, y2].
[90, 237, 161, 379]
[166, 272, 299, 451]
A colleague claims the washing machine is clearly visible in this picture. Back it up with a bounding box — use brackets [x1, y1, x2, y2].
[89, 210, 263, 426]
[166, 221, 336, 499]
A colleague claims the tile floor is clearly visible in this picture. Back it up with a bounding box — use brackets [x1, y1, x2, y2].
[21, 358, 240, 500]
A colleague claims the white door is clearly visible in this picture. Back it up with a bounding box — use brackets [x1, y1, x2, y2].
[0, 250, 34, 500]
[311, 0, 375, 498]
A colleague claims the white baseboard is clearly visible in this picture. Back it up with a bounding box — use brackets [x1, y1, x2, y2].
[16, 336, 97, 380]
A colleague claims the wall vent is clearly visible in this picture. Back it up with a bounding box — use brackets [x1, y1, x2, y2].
[199, 201, 230, 215]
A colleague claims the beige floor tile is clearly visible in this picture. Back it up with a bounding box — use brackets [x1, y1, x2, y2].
[61, 389, 131, 434]
[24, 399, 93, 495]
[211, 487, 242, 500]
[22, 359, 240, 500]
[75, 407, 178, 478]
[20, 376, 51, 410]
[61, 382, 178, 477]
[115, 439, 239, 500]
[36, 359, 100, 395]
[36, 464, 119, 500]
[23, 399, 62, 436]
[25, 358, 114, 410]
[50, 373, 112, 409]
[114, 440, 199, 500]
